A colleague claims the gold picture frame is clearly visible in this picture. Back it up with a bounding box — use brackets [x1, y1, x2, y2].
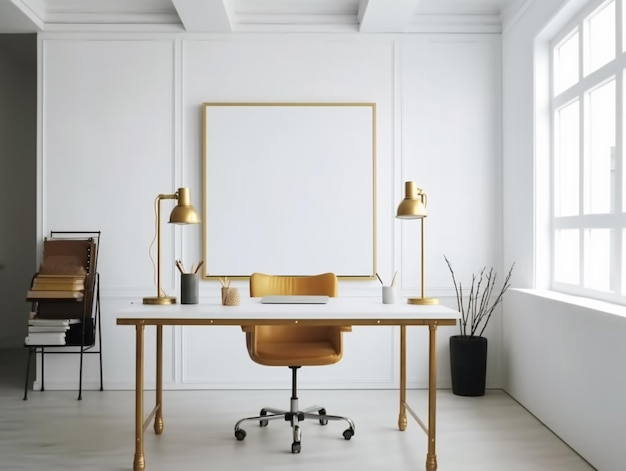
[202, 102, 377, 279]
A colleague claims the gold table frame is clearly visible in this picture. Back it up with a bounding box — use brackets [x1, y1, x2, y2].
[117, 298, 457, 471]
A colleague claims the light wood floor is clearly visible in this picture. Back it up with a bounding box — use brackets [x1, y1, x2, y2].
[0, 349, 594, 471]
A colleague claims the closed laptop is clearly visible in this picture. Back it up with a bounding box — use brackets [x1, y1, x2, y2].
[260, 295, 329, 304]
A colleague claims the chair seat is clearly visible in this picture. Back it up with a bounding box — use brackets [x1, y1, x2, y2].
[253, 341, 341, 366]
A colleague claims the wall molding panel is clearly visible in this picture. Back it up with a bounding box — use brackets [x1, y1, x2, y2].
[37, 32, 501, 391]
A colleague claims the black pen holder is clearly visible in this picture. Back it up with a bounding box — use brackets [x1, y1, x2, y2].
[181, 273, 199, 304]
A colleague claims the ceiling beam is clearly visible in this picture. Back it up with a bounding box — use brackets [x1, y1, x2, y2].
[171, 0, 233, 33]
[358, 0, 421, 33]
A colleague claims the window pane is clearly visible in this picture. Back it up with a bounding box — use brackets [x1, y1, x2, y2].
[555, 101, 580, 216]
[584, 228, 611, 290]
[584, 79, 616, 214]
[554, 30, 579, 94]
[554, 229, 580, 284]
[585, 1, 615, 75]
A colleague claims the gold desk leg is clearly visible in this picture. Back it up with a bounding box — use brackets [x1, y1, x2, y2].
[154, 325, 164, 434]
[398, 325, 407, 431]
[133, 322, 146, 471]
[426, 323, 438, 471]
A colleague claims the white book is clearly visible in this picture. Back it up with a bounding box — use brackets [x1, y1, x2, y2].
[25, 332, 66, 345]
[28, 318, 79, 326]
[26, 332, 66, 340]
[28, 325, 69, 333]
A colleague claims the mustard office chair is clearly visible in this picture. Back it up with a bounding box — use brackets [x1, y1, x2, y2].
[234, 272, 355, 453]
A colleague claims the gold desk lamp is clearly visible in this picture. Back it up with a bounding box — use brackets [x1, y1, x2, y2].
[143, 187, 200, 305]
[396, 181, 438, 305]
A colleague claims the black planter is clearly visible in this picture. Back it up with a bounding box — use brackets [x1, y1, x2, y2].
[449, 335, 488, 397]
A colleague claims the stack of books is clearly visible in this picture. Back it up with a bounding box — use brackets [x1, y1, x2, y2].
[25, 318, 78, 345]
[26, 274, 86, 300]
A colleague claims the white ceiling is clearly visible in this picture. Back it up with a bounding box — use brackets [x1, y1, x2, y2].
[0, 0, 524, 35]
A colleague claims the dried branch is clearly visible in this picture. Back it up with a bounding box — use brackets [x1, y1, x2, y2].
[444, 255, 515, 337]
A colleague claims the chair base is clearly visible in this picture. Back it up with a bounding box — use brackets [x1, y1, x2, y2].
[234, 400, 355, 453]
[233, 367, 355, 453]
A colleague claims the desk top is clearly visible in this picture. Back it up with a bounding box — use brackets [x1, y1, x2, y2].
[116, 296, 458, 327]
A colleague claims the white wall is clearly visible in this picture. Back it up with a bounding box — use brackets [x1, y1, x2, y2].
[36, 32, 502, 391]
[505, 290, 626, 471]
[502, 0, 626, 469]
[0, 34, 36, 347]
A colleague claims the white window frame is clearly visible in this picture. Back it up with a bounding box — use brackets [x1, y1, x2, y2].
[550, 0, 626, 304]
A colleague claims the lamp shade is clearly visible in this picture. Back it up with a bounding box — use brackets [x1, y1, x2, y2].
[169, 187, 200, 224]
[396, 181, 427, 219]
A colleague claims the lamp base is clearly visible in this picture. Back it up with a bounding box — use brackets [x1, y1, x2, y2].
[143, 295, 177, 305]
[407, 297, 439, 305]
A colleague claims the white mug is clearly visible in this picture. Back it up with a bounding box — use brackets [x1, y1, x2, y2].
[382, 286, 397, 304]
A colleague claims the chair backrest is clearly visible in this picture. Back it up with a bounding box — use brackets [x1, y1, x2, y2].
[249, 272, 338, 298]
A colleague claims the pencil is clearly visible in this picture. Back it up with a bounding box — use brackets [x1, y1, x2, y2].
[391, 271, 398, 287]
[194, 261, 204, 274]
[375, 273, 383, 285]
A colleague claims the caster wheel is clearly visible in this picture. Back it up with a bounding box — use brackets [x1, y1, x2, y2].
[343, 428, 354, 440]
[260, 409, 268, 427]
[234, 429, 247, 441]
[291, 441, 301, 453]
[318, 408, 328, 425]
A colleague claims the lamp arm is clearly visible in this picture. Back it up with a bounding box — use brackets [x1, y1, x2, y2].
[156, 196, 163, 297]
[155, 192, 182, 298]
[421, 218, 425, 299]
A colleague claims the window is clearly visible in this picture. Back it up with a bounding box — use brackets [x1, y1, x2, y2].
[550, 0, 623, 303]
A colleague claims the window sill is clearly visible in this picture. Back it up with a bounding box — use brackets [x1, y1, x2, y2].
[512, 288, 626, 319]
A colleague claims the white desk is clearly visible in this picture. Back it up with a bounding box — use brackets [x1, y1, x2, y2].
[117, 297, 458, 471]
